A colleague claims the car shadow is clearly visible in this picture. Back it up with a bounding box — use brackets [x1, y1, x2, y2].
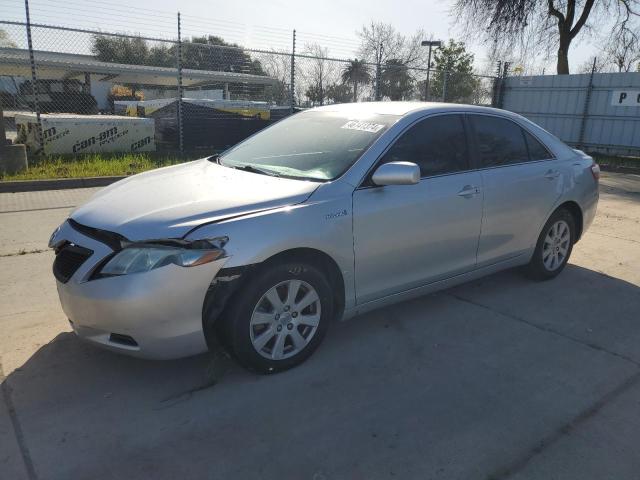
[3, 263, 640, 479]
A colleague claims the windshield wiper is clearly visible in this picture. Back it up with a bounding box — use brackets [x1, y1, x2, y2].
[211, 155, 280, 177]
[230, 164, 281, 177]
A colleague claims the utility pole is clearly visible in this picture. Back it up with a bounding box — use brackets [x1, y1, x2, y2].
[421, 40, 442, 101]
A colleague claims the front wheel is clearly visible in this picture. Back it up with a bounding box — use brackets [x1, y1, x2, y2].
[525, 208, 576, 280]
[218, 261, 333, 374]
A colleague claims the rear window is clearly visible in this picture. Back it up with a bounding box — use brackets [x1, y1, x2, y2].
[523, 130, 553, 160]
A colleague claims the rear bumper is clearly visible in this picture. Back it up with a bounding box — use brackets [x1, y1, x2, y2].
[51, 220, 228, 360]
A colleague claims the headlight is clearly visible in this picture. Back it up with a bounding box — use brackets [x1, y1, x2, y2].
[96, 238, 226, 277]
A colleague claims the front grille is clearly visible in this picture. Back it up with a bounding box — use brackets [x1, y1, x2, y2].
[53, 244, 93, 283]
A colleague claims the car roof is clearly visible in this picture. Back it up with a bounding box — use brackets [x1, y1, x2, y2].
[313, 101, 577, 174]
[311, 101, 508, 117]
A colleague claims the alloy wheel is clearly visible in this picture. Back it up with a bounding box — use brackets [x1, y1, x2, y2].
[542, 220, 571, 271]
[250, 279, 321, 360]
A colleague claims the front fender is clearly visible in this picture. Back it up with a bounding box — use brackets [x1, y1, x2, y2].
[185, 195, 356, 310]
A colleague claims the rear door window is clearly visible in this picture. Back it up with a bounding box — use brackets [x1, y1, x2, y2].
[470, 115, 529, 167]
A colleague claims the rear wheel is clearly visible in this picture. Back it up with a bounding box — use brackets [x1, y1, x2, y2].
[525, 208, 576, 280]
[218, 261, 333, 373]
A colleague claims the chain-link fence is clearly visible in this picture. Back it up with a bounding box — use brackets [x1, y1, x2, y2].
[1, 14, 501, 156]
[291, 54, 499, 107]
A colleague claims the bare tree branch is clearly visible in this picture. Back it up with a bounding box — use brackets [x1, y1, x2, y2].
[570, 0, 596, 38]
[454, 0, 640, 74]
[547, 0, 565, 23]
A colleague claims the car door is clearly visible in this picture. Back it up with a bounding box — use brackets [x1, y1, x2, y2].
[468, 114, 563, 267]
[352, 113, 483, 304]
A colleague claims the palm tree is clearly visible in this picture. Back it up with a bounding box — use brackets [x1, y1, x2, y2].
[341, 59, 371, 102]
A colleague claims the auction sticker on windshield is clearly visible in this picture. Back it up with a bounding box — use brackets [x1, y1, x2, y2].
[341, 120, 385, 133]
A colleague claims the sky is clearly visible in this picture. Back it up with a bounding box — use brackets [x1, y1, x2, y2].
[2, 0, 599, 73]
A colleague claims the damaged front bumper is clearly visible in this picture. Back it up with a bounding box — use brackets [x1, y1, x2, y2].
[51, 220, 231, 360]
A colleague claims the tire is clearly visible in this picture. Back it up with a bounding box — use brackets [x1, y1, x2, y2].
[525, 208, 576, 281]
[217, 261, 333, 374]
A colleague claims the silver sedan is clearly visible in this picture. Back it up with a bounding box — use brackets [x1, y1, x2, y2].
[49, 102, 599, 373]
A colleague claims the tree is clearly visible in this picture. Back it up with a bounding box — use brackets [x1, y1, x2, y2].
[182, 36, 265, 75]
[92, 36, 150, 65]
[356, 22, 429, 100]
[261, 51, 292, 105]
[578, 20, 640, 73]
[380, 59, 414, 101]
[305, 84, 326, 106]
[91, 34, 265, 75]
[578, 56, 608, 73]
[340, 59, 371, 102]
[429, 40, 480, 103]
[146, 44, 174, 68]
[91, 34, 268, 100]
[357, 22, 425, 68]
[606, 23, 640, 72]
[453, 0, 639, 74]
[487, 21, 552, 76]
[298, 44, 336, 106]
[326, 83, 353, 104]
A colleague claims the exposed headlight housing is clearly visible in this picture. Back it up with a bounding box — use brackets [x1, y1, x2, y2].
[95, 237, 227, 277]
[48, 225, 62, 249]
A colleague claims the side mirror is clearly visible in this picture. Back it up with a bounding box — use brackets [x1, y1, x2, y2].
[371, 161, 420, 186]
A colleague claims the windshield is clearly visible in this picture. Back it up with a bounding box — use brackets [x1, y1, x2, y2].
[219, 111, 399, 181]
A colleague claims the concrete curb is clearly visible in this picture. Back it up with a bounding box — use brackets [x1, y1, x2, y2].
[0, 176, 126, 193]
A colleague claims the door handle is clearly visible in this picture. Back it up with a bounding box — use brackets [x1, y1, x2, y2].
[457, 185, 480, 197]
[544, 169, 560, 180]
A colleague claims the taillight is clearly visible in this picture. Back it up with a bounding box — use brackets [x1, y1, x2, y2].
[591, 163, 600, 181]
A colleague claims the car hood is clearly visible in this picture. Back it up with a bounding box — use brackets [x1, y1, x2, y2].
[70, 159, 320, 241]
